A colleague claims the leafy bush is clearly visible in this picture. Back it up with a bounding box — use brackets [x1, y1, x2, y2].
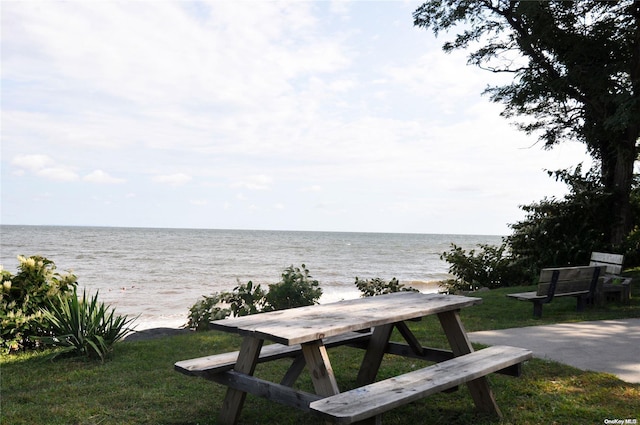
[507, 166, 611, 276]
[441, 167, 640, 292]
[354, 277, 417, 297]
[440, 242, 528, 293]
[622, 226, 640, 267]
[40, 289, 135, 361]
[186, 264, 322, 331]
[264, 264, 322, 311]
[185, 292, 232, 331]
[1, 255, 77, 354]
[227, 280, 267, 316]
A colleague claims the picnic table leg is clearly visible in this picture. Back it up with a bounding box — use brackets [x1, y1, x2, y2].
[356, 323, 394, 386]
[218, 336, 264, 425]
[301, 340, 340, 397]
[351, 323, 394, 425]
[437, 310, 503, 418]
[280, 354, 306, 387]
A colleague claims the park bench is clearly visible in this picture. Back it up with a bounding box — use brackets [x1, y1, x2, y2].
[507, 265, 601, 318]
[590, 252, 631, 304]
[309, 345, 532, 424]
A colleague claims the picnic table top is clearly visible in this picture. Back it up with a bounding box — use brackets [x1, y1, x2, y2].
[209, 292, 482, 345]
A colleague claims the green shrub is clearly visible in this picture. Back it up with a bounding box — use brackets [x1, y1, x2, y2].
[186, 292, 232, 331]
[354, 277, 417, 297]
[226, 280, 266, 317]
[440, 242, 528, 292]
[507, 166, 611, 276]
[622, 225, 640, 268]
[40, 288, 135, 361]
[1, 255, 77, 354]
[264, 264, 322, 311]
[186, 264, 322, 331]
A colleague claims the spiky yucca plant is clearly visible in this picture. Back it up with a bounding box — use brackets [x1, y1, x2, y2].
[41, 289, 136, 361]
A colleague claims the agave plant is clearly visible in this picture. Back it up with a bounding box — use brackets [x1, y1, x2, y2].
[40, 289, 136, 361]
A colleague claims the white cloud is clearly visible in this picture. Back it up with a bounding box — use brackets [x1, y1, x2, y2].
[151, 173, 192, 186]
[37, 167, 79, 182]
[11, 154, 54, 171]
[301, 185, 323, 192]
[11, 154, 79, 181]
[83, 170, 125, 184]
[232, 175, 273, 191]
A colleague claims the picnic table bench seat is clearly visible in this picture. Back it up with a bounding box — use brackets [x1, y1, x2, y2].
[309, 345, 532, 424]
[507, 266, 601, 318]
[175, 330, 373, 378]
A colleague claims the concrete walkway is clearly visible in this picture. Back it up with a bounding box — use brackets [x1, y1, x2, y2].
[468, 318, 640, 384]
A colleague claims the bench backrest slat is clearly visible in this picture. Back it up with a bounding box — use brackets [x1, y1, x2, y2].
[536, 266, 600, 297]
[590, 252, 624, 275]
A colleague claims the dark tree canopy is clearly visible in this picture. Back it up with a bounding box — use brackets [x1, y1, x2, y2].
[414, 0, 640, 246]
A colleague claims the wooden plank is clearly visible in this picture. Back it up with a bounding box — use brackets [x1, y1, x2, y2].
[537, 281, 592, 296]
[394, 321, 424, 356]
[208, 292, 482, 345]
[590, 252, 624, 265]
[175, 331, 372, 376]
[309, 345, 533, 424]
[536, 266, 598, 296]
[589, 252, 624, 275]
[437, 310, 473, 356]
[356, 324, 394, 386]
[385, 341, 453, 363]
[507, 291, 544, 301]
[209, 370, 321, 412]
[384, 342, 522, 377]
[438, 310, 502, 417]
[538, 266, 597, 284]
[302, 340, 340, 397]
[280, 354, 306, 387]
[219, 336, 263, 425]
[508, 290, 589, 300]
[591, 262, 623, 275]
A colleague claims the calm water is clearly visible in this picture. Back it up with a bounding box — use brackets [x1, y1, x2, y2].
[0, 225, 502, 329]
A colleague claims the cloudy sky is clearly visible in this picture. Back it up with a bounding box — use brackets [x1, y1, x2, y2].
[1, 0, 592, 235]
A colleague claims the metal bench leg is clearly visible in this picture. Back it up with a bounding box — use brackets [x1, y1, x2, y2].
[533, 301, 543, 319]
[576, 295, 586, 312]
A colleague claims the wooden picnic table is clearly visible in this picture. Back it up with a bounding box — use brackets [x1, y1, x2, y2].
[175, 291, 531, 424]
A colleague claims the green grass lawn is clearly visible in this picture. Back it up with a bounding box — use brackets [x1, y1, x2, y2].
[2, 278, 639, 425]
